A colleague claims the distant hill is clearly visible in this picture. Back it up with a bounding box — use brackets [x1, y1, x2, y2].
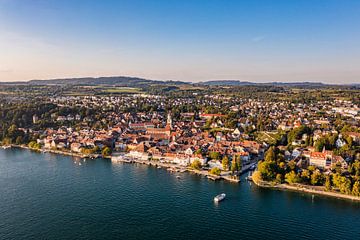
[0, 76, 358, 89]
[27, 76, 188, 86]
[198, 80, 256, 86]
[199, 80, 326, 87]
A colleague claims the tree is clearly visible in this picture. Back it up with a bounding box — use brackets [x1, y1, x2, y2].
[285, 171, 301, 184]
[349, 160, 360, 177]
[28, 141, 41, 149]
[209, 151, 221, 160]
[301, 169, 311, 184]
[310, 171, 324, 186]
[275, 173, 283, 183]
[231, 158, 238, 173]
[194, 149, 202, 155]
[325, 175, 332, 191]
[190, 160, 202, 170]
[352, 181, 360, 196]
[265, 147, 276, 162]
[236, 157, 242, 172]
[339, 178, 352, 194]
[231, 155, 242, 173]
[258, 160, 277, 181]
[15, 136, 23, 145]
[222, 156, 229, 171]
[287, 160, 297, 171]
[102, 146, 112, 156]
[333, 173, 352, 194]
[209, 167, 221, 176]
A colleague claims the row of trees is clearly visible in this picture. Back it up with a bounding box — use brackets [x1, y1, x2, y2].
[256, 147, 360, 196]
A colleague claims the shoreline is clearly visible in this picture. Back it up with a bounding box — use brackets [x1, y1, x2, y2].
[3, 146, 360, 202]
[250, 171, 360, 202]
[3, 145, 242, 183]
[7, 144, 98, 159]
[111, 156, 241, 183]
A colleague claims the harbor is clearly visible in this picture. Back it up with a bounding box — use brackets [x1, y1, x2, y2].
[111, 154, 257, 183]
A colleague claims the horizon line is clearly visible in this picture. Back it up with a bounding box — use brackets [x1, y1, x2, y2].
[0, 75, 359, 85]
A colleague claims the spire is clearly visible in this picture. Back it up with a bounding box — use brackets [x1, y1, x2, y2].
[166, 112, 172, 129]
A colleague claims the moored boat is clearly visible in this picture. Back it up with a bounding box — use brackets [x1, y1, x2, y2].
[214, 193, 226, 202]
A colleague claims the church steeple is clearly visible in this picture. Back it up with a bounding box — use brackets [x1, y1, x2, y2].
[166, 112, 173, 130]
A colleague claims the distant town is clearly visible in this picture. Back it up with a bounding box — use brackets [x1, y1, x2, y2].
[0, 78, 360, 199]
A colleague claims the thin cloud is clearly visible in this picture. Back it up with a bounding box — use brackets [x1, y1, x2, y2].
[252, 36, 266, 43]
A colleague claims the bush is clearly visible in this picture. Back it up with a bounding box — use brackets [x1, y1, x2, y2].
[190, 160, 202, 170]
[209, 167, 221, 176]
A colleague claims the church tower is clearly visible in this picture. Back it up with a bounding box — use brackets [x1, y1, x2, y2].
[166, 112, 173, 129]
[165, 112, 173, 136]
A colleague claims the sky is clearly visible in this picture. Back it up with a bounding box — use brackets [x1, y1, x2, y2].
[0, 0, 359, 83]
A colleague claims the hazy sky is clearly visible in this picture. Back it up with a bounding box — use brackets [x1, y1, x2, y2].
[0, 0, 359, 83]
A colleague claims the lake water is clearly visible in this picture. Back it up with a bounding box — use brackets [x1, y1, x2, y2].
[0, 149, 359, 240]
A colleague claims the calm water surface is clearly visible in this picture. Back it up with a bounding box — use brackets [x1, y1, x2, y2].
[0, 149, 359, 240]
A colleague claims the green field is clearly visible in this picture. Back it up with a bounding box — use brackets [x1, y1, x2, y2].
[101, 87, 142, 93]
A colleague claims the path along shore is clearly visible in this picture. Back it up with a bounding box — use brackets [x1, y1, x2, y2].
[250, 171, 360, 202]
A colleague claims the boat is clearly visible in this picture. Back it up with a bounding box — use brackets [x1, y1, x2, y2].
[214, 193, 226, 202]
[176, 175, 181, 179]
[157, 166, 161, 169]
[2, 145, 11, 149]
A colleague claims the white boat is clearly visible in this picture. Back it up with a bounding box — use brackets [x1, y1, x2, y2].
[214, 193, 226, 202]
[2, 145, 11, 149]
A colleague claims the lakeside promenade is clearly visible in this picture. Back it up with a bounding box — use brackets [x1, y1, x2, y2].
[250, 171, 360, 202]
[111, 155, 248, 183]
[5, 145, 253, 183]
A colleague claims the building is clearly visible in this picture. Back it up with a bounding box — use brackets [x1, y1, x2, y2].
[309, 148, 347, 169]
[32, 115, 39, 124]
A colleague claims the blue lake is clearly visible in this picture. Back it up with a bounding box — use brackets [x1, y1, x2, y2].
[0, 149, 359, 240]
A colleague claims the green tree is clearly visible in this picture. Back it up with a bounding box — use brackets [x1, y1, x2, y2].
[325, 175, 332, 191]
[301, 169, 311, 184]
[285, 171, 301, 184]
[190, 160, 202, 170]
[222, 156, 229, 171]
[231, 158, 238, 173]
[209, 167, 221, 176]
[275, 173, 283, 183]
[194, 149, 202, 155]
[352, 181, 360, 196]
[333, 174, 352, 194]
[310, 171, 324, 186]
[102, 146, 112, 156]
[258, 160, 277, 181]
[209, 151, 221, 160]
[265, 147, 276, 162]
[15, 136, 23, 145]
[287, 160, 297, 171]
